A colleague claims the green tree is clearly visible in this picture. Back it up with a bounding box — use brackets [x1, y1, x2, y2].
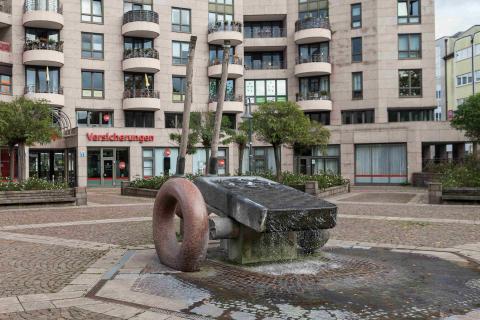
[451, 94, 480, 158]
[252, 101, 330, 179]
[0, 97, 61, 181]
[224, 121, 248, 175]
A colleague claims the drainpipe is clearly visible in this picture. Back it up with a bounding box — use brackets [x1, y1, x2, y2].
[471, 36, 475, 96]
[444, 38, 448, 121]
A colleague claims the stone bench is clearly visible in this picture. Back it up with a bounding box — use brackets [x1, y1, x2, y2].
[0, 188, 86, 206]
[428, 183, 480, 203]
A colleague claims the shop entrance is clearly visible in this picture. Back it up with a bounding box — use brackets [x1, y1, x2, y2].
[87, 148, 129, 187]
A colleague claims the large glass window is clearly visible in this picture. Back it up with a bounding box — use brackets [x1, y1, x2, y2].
[351, 3, 362, 28]
[397, 0, 420, 24]
[342, 110, 374, 124]
[124, 0, 152, 12]
[193, 148, 229, 176]
[143, 148, 179, 177]
[209, 78, 235, 101]
[81, 33, 104, 59]
[244, 52, 284, 70]
[172, 76, 186, 102]
[298, 42, 329, 63]
[355, 144, 407, 184]
[388, 109, 434, 122]
[124, 37, 153, 51]
[82, 71, 104, 98]
[305, 111, 330, 125]
[299, 76, 330, 100]
[298, 0, 329, 19]
[351, 37, 362, 62]
[245, 79, 287, 104]
[244, 21, 284, 38]
[81, 0, 103, 23]
[165, 113, 183, 129]
[242, 147, 277, 173]
[295, 145, 340, 175]
[125, 111, 154, 128]
[124, 73, 154, 93]
[25, 28, 59, 43]
[208, 0, 234, 25]
[172, 7, 191, 33]
[352, 72, 363, 100]
[76, 110, 113, 127]
[26, 66, 60, 94]
[399, 69, 422, 97]
[398, 34, 421, 59]
[172, 41, 189, 65]
[209, 45, 236, 65]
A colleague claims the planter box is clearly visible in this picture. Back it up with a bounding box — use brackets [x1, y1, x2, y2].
[0, 188, 82, 206]
[316, 184, 350, 198]
[428, 183, 480, 203]
[121, 181, 158, 198]
[412, 172, 441, 188]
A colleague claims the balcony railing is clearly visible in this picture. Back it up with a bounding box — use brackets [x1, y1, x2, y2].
[295, 17, 330, 32]
[124, 48, 159, 60]
[0, 0, 11, 14]
[245, 60, 286, 70]
[24, 0, 62, 13]
[25, 84, 63, 95]
[123, 10, 159, 24]
[209, 93, 243, 103]
[244, 28, 286, 38]
[0, 41, 10, 52]
[123, 88, 160, 99]
[296, 92, 330, 101]
[209, 56, 243, 66]
[24, 40, 63, 52]
[296, 54, 330, 64]
[208, 21, 242, 34]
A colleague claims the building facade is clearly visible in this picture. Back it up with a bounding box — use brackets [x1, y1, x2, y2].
[0, 0, 469, 187]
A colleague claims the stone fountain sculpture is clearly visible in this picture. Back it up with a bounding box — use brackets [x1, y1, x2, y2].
[153, 177, 337, 271]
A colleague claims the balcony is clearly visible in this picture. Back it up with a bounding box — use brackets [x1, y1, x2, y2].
[296, 92, 332, 111]
[208, 58, 244, 79]
[123, 48, 160, 73]
[244, 60, 286, 71]
[208, 94, 244, 113]
[24, 85, 65, 107]
[294, 18, 331, 44]
[208, 21, 243, 46]
[23, 41, 64, 67]
[295, 55, 331, 77]
[0, 41, 11, 64]
[23, 1, 64, 29]
[0, 0, 11, 27]
[243, 28, 287, 51]
[123, 88, 161, 111]
[122, 10, 160, 38]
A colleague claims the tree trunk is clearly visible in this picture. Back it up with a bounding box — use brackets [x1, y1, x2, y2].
[273, 144, 281, 181]
[474, 142, 480, 159]
[177, 36, 197, 176]
[8, 145, 15, 180]
[238, 145, 244, 176]
[18, 142, 26, 182]
[205, 148, 210, 175]
[209, 41, 231, 175]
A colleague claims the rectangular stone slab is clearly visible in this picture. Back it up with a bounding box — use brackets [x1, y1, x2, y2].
[194, 176, 337, 233]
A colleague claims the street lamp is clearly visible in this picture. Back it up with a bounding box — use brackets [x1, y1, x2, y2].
[241, 98, 254, 174]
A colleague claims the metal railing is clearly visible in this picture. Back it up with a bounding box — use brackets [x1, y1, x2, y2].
[209, 93, 243, 103]
[0, 40, 10, 52]
[208, 21, 242, 34]
[24, 84, 63, 94]
[244, 60, 286, 70]
[244, 28, 286, 38]
[0, 0, 11, 13]
[209, 56, 243, 66]
[24, 0, 62, 13]
[296, 92, 331, 101]
[24, 40, 63, 52]
[296, 54, 330, 64]
[123, 10, 158, 24]
[124, 48, 159, 60]
[295, 17, 330, 32]
[123, 88, 160, 99]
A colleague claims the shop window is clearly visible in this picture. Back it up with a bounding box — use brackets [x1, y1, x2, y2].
[355, 144, 407, 184]
[295, 145, 340, 175]
[193, 148, 228, 175]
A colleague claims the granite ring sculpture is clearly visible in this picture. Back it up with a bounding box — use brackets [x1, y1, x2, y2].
[153, 178, 209, 272]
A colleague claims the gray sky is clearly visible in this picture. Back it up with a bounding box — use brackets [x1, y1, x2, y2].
[436, 0, 480, 38]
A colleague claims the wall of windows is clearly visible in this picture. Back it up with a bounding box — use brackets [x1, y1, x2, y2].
[242, 147, 276, 173]
[245, 79, 287, 104]
[172, 8, 191, 33]
[76, 110, 113, 127]
[455, 47, 472, 62]
[342, 109, 374, 124]
[399, 69, 422, 97]
[388, 109, 434, 122]
[208, 0, 233, 25]
[456, 73, 473, 86]
[298, 0, 328, 19]
[125, 111, 154, 128]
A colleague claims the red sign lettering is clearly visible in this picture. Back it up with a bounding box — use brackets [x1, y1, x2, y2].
[86, 133, 154, 144]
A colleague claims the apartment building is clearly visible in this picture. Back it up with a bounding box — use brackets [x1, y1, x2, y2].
[0, 0, 469, 187]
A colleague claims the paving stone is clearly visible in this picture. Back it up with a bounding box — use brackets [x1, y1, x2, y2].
[0, 307, 123, 320]
[130, 311, 171, 320]
[20, 301, 55, 312]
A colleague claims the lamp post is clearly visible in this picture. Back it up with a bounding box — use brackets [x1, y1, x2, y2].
[241, 98, 253, 173]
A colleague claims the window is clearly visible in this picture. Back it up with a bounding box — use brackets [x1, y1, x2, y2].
[456, 73, 473, 87]
[388, 109, 434, 122]
[125, 111, 154, 128]
[209, 45, 235, 65]
[172, 76, 186, 102]
[81, 33, 104, 59]
[455, 47, 472, 62]
[305, 111, 330, 125]
[172, 8, 191, 33]
[398, 0, 420, 24]
[25, 0, 59, 12]
[245, 79, 287, 104]
[342, 110, 374, 124]
[193, 148, 229, 175]
[0, 66, 12, 95]
[124, 37, 153, 51]
[351, 3, 361, 28]
[399, 69, 422, 97]
[82, 71, 104, 98]
[298, 42, 329, 62]
[299, 76, 330, 99]
[351, 37, 362, 62]
[124, 73, 154, 95]
[295, 145, 340, 175]
[209, 78, 235, 100]
[124, 0, 152, 12]
[81, 0, 103, 23]
[172, 41, 190, 65]
[165, 113, 183, 128]
[456, 98, 465, 107]
[475, 70, 480, 82]
[26, 66, 60, 93]
[223, 113, 236, 129]
[398, 34, 421, 59]
[142, 147, 179, 177]
[244, 52, 284, 70]
[298, 0, 329, 20]
[244, 21, 284, 38]
[76, 110, 113, 127]
[352, 72, 363, 99]
[25, 28, 59, 43]
[208, 0, 234, 25]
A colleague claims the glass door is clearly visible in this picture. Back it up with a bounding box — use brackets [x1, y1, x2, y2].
[102, 149, 114, 187]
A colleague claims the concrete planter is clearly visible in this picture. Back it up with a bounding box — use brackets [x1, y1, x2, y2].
[121, 181, 158, 198]
[412, 172, 442, 188]
[0, 187, 86, 206]
[428, 183, 480, 204]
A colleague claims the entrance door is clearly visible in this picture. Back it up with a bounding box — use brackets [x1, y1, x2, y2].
[102, 149, 114, 187]
[88, 148, 129, 187]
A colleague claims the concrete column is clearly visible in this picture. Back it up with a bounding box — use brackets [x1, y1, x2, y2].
[340, 143, 355, 184]
[407, 141, 422, 181]
[129, 145, 142, 181]
[77, 146, 87, 188]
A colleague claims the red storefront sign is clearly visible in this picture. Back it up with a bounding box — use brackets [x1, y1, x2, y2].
[87, 133, 154, 144]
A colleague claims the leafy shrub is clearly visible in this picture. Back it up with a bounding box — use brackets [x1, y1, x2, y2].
[0, 177, 68, 191]
[440, 156, 480, 188]
[129, 174, 202, 190]
[243, 170, 348, 190]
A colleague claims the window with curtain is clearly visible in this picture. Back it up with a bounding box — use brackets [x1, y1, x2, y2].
[351, 3, 361, 28]
[81, 0, 103, 23]
[351, 37, 362, 62]
[355, 144, 407, 184]
[298, 0, 329, 19]
[82, 71, 104, 98]
[398, 34, 421, 59]
[245, 79, 287, 104]
[26, 66, 60, 93]
[172, 7, 191, 32]
[81, 33, 104, 59]
[397, 0, 420, 24]
[399, 69, 422, 97]
[352, 72, 363, 99]
[208, 0, 234, 25]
